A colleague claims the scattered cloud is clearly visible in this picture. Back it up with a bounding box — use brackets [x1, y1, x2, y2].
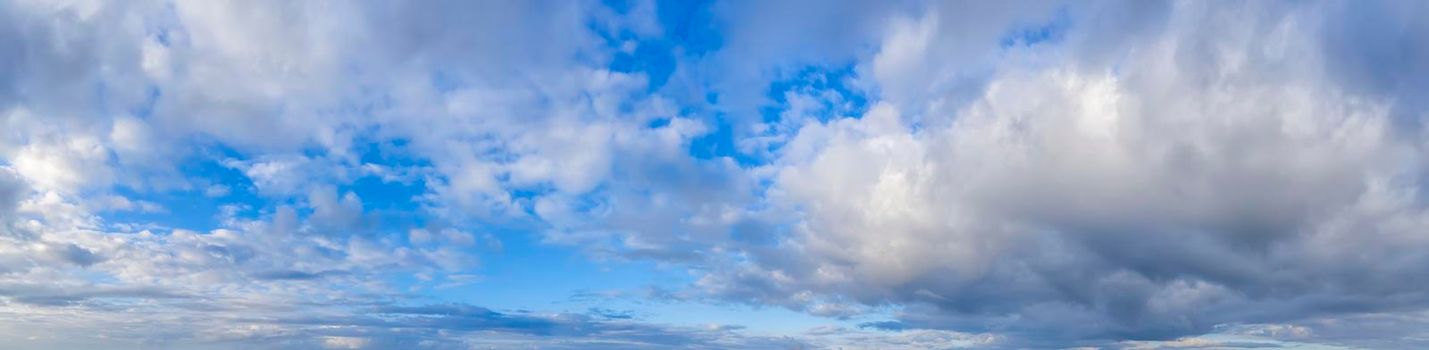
[2, 0, 1428, 349]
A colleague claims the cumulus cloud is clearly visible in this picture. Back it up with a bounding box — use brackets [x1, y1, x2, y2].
[0, 0, 790, 348]
[691, 0, 1429, 347]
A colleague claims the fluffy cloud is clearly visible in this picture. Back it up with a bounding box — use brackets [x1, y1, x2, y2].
[696, 0, 1429, 347]
[0, 0, 804, 348]
[3, 0, 1429, 349]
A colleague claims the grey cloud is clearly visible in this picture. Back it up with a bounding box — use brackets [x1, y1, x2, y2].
[250, 269, 348, 281]
[691, 0, 1429, 347]
[5, 0, 1429, 349]
[588, 307, 636, 320]
[368, 304, 560, 334]
[42, 242, 105, 267]
[0, 167, 23, 219]
[0, 285, 189, 307]
[1319, 0, 1429, 130]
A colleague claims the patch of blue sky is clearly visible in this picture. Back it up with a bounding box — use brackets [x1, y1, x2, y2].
[1000, 7, 1072, 48]
[761, 64, 870, 124]
[446, 236, 853, 335]
[595, 0, 722, 93]
[100, 187, 221, 233]
[689, 63, 873, 166]
[348, 138, 429, 212]
[103, 145, 265, 233]
[338, 175, 427, 233]
[594, 0, 734, 165]
[645, 116, 673, 129]
[630, 44, 681, 90]
[506, 186, 554, 212]
[652, 0, 722, 57]
[424, 233, 692, 312]
[687, 116, 744, 161]
[599, 0, 638, 14]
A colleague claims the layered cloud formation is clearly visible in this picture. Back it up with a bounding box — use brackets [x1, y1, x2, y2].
[2, 0, 1428, 349]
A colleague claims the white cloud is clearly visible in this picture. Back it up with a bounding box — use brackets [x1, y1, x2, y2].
[3, 0, 1429, 349]
[203, 184, 230, 197]
[322, 336, 370, 349]
[699, 1, 1429, 345]
[10, 136, 113, 193]
[93, 195, 164, 213]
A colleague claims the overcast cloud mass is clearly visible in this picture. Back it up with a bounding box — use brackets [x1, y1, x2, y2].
[2, 0, 1429, 349]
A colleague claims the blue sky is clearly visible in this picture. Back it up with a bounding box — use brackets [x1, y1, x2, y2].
[1, 0, 1428, 349]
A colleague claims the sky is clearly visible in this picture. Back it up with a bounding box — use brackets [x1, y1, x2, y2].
[1, 0, 1428, 349]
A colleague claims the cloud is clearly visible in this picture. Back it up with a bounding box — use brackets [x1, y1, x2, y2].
[322, 336, 370, 350]
[0, 1, 803, 348]
[3, 0, 1429, 349]
[690, 1, 1429, 347]
[0, 167, 24, 216]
